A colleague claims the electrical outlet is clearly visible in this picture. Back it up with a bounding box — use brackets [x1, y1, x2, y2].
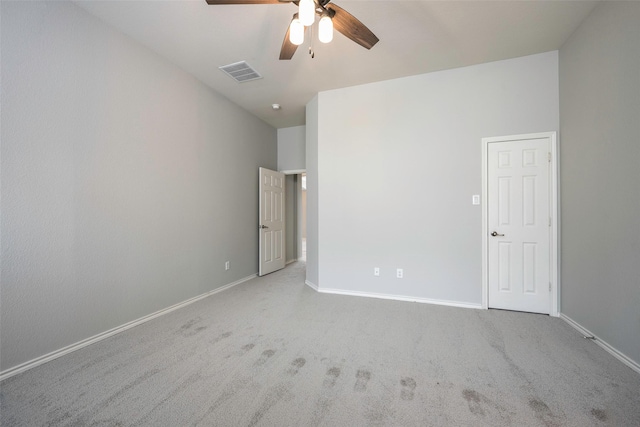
[397, 268, 403, 279]
[472, 195, 480, 205]
[225, 261, 230, 271]
[374, 267, 380, 276]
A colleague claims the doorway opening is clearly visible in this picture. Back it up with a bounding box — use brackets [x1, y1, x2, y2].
[284, 172, 306, 264]
[300, 173, 307, 261]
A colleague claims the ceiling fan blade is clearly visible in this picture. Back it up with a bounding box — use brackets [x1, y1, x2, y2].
[279, 14, 299, 60]
[205, 0, 290, 4]
[326, 3, 379, 50]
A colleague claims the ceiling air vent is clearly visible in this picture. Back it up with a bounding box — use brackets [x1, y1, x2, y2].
[219, 61, 262, 83]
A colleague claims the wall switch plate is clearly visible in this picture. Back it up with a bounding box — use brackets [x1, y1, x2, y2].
[225, 261, 230, 270]
[472, 195, 480, 205]
[374, 267, 380, 276]
[396, 268, 403, 279]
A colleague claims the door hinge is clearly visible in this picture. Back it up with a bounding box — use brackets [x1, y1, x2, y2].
[548, 152, 551, 162]
[549, 217, 551, 227]
[549, 283, 552, 292]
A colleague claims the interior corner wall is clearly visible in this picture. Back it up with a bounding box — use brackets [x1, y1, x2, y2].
[305, 97, 319, 287]
[0, 1, 277, 372]
[559, 1, 640, 366]
[277, 125, 306, 172]
[314, 52, 559, 304]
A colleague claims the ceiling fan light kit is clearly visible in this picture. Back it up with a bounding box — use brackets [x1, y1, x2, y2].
[298, 0, 315, 26]
[289, 12, 333, 46]
[318, 15, 333, 43]
[206, 0, 378, 60]
[289, 17, 304, 46]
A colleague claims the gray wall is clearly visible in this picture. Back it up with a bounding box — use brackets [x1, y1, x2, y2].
[0, 1, 277, 372]
[305, 97, 319, 287]
[277, 126, 306, 172]
[311, 52, 559, 304]
[559, 2, 640, 365]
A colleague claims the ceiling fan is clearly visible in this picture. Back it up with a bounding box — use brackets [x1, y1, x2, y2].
[205, 0, 379, 60]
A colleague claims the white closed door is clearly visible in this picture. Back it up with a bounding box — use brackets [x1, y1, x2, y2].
[259, 167, 285, 276]
[488, 138, 551, 314]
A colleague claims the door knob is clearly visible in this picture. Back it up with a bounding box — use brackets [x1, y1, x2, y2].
[491, 231, 504, 237]
[259, 225, 269, 229]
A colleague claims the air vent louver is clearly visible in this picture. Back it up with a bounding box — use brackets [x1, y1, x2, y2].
[219, 61, 262, 83]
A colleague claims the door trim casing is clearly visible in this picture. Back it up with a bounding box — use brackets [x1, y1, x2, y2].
[481, 132, 559, 316]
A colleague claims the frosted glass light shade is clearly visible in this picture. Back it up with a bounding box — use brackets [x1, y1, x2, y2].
[299, 0, 315, 27]
[289, 18, 304, 45]
[318, 16, 333, 43]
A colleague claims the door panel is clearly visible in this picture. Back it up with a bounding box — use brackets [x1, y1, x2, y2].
[498, 177, 511, 225]
[523, 242, 536, 293]
[488, 138, 550, 314]
[498, 242, 511, 291]
[259, 167, 285, 276]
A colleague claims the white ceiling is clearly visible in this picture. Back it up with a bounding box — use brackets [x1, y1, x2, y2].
[74, 0, 599, 129]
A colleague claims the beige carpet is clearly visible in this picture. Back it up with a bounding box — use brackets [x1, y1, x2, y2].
[1, 261, 639, 426]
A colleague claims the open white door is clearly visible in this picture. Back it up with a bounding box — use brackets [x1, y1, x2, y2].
[483, 132, 558, 315]
[259, 167, 285, 276]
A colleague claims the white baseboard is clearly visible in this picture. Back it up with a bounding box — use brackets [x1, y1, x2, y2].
[317, 287, 482, 310]
[286, 259, 297, 265]
[304, 280, 319, 291]
[0, 274, 257, 382]
[560, 313, 640, 375]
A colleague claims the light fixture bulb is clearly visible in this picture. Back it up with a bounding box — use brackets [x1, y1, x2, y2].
[299, 0, 315, 27]
[318, 15, 333, 43]
[289, 18, 304, 46]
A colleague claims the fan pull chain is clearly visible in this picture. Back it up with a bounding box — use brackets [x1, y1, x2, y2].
[309, 24, 315, 58]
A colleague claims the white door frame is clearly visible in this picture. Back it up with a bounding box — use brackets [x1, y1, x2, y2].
[481, 131, 559, 316]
